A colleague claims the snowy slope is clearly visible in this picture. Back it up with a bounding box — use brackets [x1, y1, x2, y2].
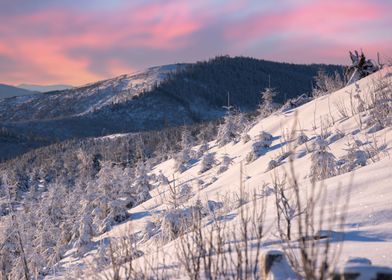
[0, 64, 184, 122]
[48, 68, 392, 279]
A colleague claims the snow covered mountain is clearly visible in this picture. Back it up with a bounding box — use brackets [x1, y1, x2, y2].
[35, 67, 391, 278]
[0, 57, 341, 142]
[0, 64, 184, 123]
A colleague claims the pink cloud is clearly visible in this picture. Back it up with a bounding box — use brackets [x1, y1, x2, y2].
[0, 0, 391, 85]
[0, 2, 206, 85]
[227, 0, 389, 41]
[225, 0, 392, 64]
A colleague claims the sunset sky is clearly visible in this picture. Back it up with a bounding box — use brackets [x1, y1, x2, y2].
[1, 0, 391, 86]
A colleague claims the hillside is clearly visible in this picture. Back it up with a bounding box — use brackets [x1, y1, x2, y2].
[0, 57, 342, 140]
[17, 84, 73, 93]
[0, 66, 390, 279]
[0, 83, 37, 99]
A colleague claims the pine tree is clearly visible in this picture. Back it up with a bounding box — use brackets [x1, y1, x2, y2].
[175, 128, 194, 172]
[259, 87, 278, 117]
[74, 201, 94, 254]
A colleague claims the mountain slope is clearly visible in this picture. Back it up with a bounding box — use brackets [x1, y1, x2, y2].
[0, 83, 37, 99]
[46, 68, 392, 278]
[18, 84, 73, 92]
[0, 67, 390, 279]
[0, 57, 342, 141]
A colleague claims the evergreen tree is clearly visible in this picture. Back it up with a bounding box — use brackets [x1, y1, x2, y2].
[259, 87, 278, 117]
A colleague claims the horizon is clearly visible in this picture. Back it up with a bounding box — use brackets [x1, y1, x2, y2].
[1, 0, 391, 86]
[6, 56, 348, 88]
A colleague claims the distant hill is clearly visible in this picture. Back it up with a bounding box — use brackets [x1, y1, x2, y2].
[0, 57, 343, 139]
[0, 56, 343, 159]
[0, 83, 36, 99]
[18, 83, 73, 92]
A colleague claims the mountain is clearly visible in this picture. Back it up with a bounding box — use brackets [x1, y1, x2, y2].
[0, 57, 342, 142]
[0, 83, 36, 99]
[1, 67, 391, 278]
[17, 83, 73, 92]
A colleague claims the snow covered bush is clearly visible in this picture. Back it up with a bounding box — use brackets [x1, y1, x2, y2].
[199, 152, 216, 174]
[309, 138, 337, 181]
[276, 151, 292, 163]
[196, 140, 209, 158]
[366, 74, 392, 129]
[179, 183, 193, 201]
[246, 131, 273, 163]
[281, 94, 312, 111]
[296, 133, 309, 146]
[338, 141, 368, 173]
[353, 83, 366, 113]
[160, 206, 203, 241]
[266, 159, 279, 171]
[157, 170, 169, 186]
[241, 133, 251, 143]
[217, 155, 233, 174]
[327, 129, 345, 144]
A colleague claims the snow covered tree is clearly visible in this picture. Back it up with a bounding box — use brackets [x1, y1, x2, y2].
[175, 128, 194, 172]
[74, 201, 94, 254]
[312, 69, 343, 97]
[259, 86, 278, 117]
[216, 111, 248, 147]
[309, 138, 337, 181]
[127, 160, 152, 208]
[199, 152, 216, 174]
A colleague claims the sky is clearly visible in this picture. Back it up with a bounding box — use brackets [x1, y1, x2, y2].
[0, 0, 391, 86]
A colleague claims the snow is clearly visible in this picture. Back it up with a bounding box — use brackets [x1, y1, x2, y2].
[46, 67, 392, 278]
[0, 64, 186, 122]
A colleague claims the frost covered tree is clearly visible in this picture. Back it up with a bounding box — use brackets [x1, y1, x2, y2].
[90, 162, 130, 233]
[74, 201, 94, 254]
[199, 152, 216, 174]
[217, 111, 248, 147]
[310, 138, 337, 181]
[129, 160, 152, 207]
[175, 128, 194, 172]
[259, 86, 278, 117]
[312, 69, 343, 97]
